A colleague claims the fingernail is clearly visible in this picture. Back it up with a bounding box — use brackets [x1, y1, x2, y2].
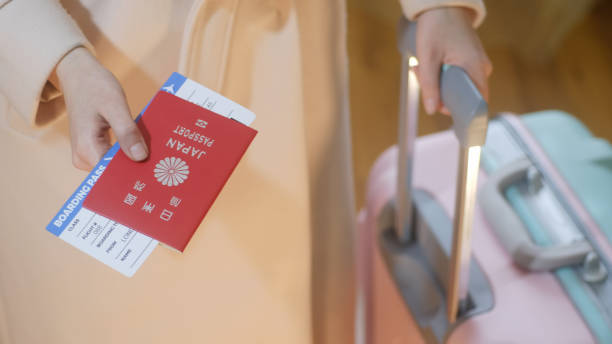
[424, 98, 436, 115]
[130, 143, 148, 161]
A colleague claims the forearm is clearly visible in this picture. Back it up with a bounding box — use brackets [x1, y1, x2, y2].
[0, 0, 92, 124]
[399, 0, 486, 27]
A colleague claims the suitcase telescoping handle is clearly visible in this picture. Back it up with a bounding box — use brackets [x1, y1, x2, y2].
[395, 17, 488, 323]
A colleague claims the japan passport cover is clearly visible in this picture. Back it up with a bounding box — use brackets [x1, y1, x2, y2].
[83, 91, 257, 252]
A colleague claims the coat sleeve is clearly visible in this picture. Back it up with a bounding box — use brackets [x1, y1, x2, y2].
[0, 0, 93, 126]
[399, 0, 486, 27]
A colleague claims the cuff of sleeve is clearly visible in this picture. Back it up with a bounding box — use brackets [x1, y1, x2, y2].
[0, 0, 94, 126]
[398, 0, 486, 28]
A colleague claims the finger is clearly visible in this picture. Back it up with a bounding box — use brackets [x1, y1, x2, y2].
[70, 121, 111, 170]
[455, 51, 491, 101]
[415, 54, 443, 115]
[484, 56, 493, 77]
[102, 97, 149, 161]
[463, 60, 490, 102]
[71, 144, 97, 171]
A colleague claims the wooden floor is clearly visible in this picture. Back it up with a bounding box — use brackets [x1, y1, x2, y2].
[348, 0, 612, 207]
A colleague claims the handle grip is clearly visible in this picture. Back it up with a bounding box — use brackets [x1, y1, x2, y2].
[397, 17, 488, 147]
[479, 158, 592, 271]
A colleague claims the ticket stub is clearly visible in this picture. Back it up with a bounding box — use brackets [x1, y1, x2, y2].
[47, 144, 155, 277]
[46, 73, 256, 277]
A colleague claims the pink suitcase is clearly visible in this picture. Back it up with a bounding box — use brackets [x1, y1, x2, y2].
[355, 18, 612, 343]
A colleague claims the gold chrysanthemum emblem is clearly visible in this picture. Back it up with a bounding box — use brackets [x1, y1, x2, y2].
[154, 157, 189, 187]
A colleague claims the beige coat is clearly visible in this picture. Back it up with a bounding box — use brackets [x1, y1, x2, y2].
[0, 0, 483, 343]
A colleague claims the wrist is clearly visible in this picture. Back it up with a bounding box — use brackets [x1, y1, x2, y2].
[416, 6, 476, 23]
[54, 47, 94, 89]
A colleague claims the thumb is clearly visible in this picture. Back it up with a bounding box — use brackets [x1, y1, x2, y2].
[103, 100, 148, 162]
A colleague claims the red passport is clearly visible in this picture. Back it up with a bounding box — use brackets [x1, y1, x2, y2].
[83, 91, 257, 251]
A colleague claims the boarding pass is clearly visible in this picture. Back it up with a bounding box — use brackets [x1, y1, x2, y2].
[46, 73, 256, 277]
